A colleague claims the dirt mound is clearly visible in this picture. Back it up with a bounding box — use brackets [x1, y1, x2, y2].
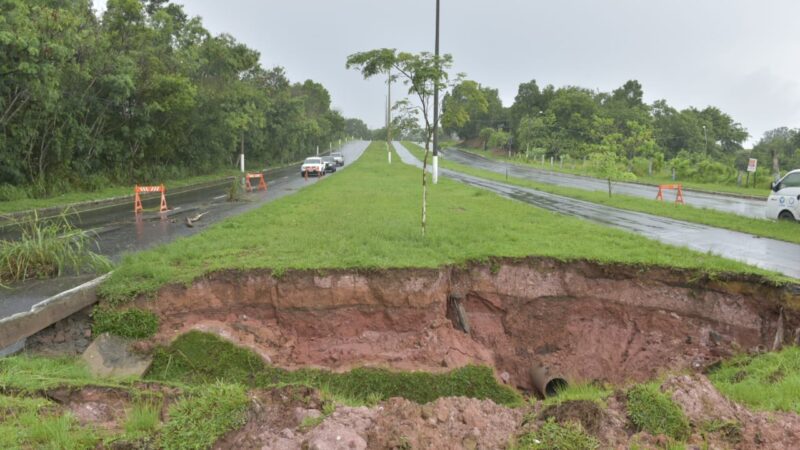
[664, 374, 800, 449]
[45, 386, 131, 431]
[539, 400, 606, 435]
[138, 259, 798, 391]
[216, 391, 523, 449]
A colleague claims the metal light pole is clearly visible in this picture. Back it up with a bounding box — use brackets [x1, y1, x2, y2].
[432, 0, 441, 184]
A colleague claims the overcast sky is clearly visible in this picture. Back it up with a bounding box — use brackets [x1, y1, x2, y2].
[94, 0, 800, 146]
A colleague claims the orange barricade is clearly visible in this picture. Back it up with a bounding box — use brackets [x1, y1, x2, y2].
[134, 184, 168, 213]
[655, 184, 685, 205]
[245, 173, 268, 192]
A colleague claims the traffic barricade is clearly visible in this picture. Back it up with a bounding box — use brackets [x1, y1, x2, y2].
[245, 173, 268, 192]
[655, 184, 685, 205]
[134, 184, 168, 213]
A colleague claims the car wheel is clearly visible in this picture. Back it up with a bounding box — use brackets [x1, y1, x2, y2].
[778, 210, 796, 221]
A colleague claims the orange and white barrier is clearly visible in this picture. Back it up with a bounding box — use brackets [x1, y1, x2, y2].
[134, 184, 168, 213]
[655, 184, 685, 205]
[245, 173, 268, 192]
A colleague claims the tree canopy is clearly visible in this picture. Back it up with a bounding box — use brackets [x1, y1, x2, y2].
[0, 0, 354, 199]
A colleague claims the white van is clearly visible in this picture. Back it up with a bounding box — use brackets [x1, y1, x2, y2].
[766, 169, 800, 221]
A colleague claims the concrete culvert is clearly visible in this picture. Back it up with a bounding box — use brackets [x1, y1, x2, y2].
[530, 364, 568, 398]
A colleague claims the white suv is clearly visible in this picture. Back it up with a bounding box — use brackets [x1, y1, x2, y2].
[766, 169, 800, 221]
[300, 157, 326, 177]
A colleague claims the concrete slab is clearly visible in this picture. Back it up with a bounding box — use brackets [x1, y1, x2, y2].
[81, 333, 152, 378]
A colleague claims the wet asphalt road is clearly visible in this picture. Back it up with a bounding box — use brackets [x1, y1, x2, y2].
[442, 148, 768, 219]
[393, 142, 800, 279]
[0, 141, 370, 319]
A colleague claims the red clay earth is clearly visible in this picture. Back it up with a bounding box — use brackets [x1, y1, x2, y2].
[134, 258, 799, 392]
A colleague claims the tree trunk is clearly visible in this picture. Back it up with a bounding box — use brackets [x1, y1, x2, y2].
[772, 151, 780, 178]
[607, 178, 612, 197]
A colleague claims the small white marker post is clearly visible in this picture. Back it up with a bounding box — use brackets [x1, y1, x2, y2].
[433, 155, 439, 184]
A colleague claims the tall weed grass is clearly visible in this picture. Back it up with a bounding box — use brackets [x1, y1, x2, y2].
[0, 211, 112, 285]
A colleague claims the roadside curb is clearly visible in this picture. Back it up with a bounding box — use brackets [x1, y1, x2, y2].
[446, 147, 768, 202]
[0, 164, 304, 226]
[0, 273, 109, 353]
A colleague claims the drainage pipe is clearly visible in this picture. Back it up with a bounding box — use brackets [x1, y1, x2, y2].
[530, 363, 568, 398]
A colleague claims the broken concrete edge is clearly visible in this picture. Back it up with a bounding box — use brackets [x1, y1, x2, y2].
[0, 272, 111, 352]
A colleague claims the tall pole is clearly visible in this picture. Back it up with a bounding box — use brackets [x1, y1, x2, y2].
[387, 69, 392, 149]
[703, 125, 708, 152]
[432, 0, 440, 184]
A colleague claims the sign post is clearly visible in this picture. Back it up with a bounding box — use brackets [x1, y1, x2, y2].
[747, 158, 758, 188]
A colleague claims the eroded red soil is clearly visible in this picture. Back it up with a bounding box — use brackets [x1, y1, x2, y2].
[137, 259, 798, 391]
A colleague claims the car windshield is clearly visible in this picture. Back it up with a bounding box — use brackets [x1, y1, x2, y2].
[332, 152, 342, 157]
[304, 158, 321, 164]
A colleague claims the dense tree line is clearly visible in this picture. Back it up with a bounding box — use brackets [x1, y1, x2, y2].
[442, 79, 800, 183]
[0, 0, 351, 200]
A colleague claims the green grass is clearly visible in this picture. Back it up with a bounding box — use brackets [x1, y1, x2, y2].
[541, 382, 612, 407]
[92, 307, 159, 339]
[0, 394, 99, 450]
[626, 383, 691, 441]
[404, 142, 800, 246]
[145, 330, 524, 407]
[123, 401, 161, 437]
[160, 382, 249, 450]
[0, 211, 112, 285]
[0, 169, 241, 215]
[0, 355, 101, 392]
[457, 145, 771, 198]
[708, 346, 800, 413]
[514, 418, 600, 450]
[99, 142, 780, 304]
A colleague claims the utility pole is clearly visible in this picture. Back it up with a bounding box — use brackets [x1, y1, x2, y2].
[240, 130, 245, 173]
[432, 0, 441, 184]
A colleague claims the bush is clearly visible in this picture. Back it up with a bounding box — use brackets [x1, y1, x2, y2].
[516, 418, 599, 450]
[0, 184, 30, 201]
[92, 308, 159, 339]
[626, 384, 690, 441]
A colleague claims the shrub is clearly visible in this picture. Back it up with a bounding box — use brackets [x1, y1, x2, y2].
[626, 384, 690, 441]
[92, 308, 159, 339]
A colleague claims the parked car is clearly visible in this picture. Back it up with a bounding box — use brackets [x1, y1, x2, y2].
[766, 169, 800, 221]
[331, 152, 345, 166]
[300, 157, 326, 177]
[321, 156, 337, 173]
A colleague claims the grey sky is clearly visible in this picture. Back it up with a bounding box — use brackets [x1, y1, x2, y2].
[94, 0, 800, 146]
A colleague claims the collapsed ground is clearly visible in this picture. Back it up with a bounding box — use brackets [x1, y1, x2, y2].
[3, 142, 800, 448]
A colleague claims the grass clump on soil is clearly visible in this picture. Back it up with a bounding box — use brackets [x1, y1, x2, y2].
[100, 142, 778, 304]
[707, 346, 800, 413]
[0, 394, 99, 449]
[0, 355, 101, 392]
[542, 382, 612, 407]
[92, 307, 159, 339]
[160, 382, 248, 450]
[403, 142, 800, 246]
[515, 417, 600, 450]
[146, 330, 524, 407]
[626, 383, 691, 441]
[123, 400, 161, 437]
[0, 211, 112, 284]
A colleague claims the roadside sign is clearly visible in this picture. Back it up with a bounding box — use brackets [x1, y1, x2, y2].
[747, 158, 758, 173]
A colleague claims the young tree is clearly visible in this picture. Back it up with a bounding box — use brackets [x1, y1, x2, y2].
[347, 48, 457, 235]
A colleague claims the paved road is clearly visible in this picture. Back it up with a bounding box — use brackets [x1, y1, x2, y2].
[393, 142, 800, 279]
[443, 148, 768, 219]
[0, 141, 370, 319]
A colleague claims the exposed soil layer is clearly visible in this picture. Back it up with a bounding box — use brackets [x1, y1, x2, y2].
[136, 258, 800, 391]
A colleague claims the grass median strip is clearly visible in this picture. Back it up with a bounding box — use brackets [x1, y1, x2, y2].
[100, 141, 779, 304]
[402, 142, 800, 245]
